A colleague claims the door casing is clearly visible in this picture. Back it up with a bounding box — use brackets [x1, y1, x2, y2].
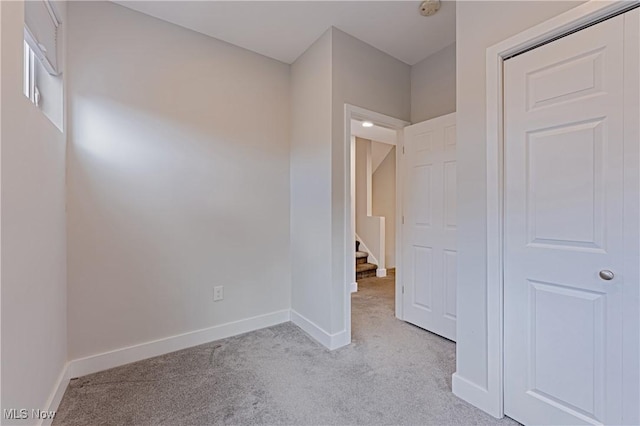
[460, 0, 640, 420]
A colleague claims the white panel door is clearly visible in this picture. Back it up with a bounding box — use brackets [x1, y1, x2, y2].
[504, 11, 639, 425]
[402, 113, 456, 341]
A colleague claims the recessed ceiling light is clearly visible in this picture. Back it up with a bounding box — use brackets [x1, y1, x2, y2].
[362, 121, 374, 128]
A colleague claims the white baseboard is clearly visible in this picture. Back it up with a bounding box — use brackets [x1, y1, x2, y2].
[452, 373, 502, 419]
[350, 282, 358, 293]
[290, 310, 350, 350]
[376, 268, 387, 278]
[67, 309, 291, 379]
[331, 328, 350, 349]
[41, 364, 72, 426]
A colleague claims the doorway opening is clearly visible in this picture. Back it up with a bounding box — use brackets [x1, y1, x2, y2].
[352, 120, 397, 282]
[344, 105, 459, 344]
[350, 120, 398, 338]
[343, 105, 408, 343]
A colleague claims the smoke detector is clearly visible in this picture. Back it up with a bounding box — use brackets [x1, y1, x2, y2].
[419, 0, 441, 17]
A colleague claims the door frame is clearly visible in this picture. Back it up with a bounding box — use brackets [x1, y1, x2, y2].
[479, 0, 640, 419]
[344, 104, 409, 334]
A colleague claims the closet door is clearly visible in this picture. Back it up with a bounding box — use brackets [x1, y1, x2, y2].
[503, 9, 639, 425]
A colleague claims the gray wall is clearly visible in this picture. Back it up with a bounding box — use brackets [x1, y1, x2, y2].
[66, 1, 291, 359]
[411, 42, 456, 123]
[290, 29, 333, 333]
[290, 27, 410, 339]
[1, 0, 67, 418]
[330, 28, 410, 334]
[454, 0, 586, 413]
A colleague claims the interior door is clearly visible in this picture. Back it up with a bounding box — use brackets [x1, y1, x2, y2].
[504, 10, 639, 425]
[402, 113, 457, 341]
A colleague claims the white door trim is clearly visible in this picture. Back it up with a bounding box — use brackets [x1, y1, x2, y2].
[344, 104, 409, 336]
[476, 0, 640, 419]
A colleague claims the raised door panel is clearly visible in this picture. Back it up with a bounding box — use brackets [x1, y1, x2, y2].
[526, 120, 605, 250]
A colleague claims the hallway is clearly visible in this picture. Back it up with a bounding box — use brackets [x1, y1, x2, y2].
[54, 273, 517, 425]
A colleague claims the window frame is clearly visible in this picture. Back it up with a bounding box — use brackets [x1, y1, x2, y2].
[23, 39, 38, 106]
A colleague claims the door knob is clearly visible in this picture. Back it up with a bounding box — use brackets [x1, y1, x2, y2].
[599, 270, 614, 281]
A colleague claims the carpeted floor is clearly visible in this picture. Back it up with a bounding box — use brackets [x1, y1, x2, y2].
[54, 271, 518, 425]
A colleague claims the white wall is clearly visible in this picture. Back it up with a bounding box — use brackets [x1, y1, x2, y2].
[411, 42, 456, 124]
[290, 29, 333, 334]
[0, 0, 67, 420]
[371, 141, 393, 173]
[355, 137, 370, 240]
[355, 137, 384, 269]
[330, 27, 410, 335]
[372, 147, 396, 269]
[454, 0, 585, 414]
[66, 1, 291, 360]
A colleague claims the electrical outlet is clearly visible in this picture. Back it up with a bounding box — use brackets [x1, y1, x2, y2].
[213, 286, 224, 302]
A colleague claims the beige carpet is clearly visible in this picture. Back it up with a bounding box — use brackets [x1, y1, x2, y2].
[54, 271, 518, 425]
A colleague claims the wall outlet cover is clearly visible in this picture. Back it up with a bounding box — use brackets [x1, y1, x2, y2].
[213, 286, 224, 302]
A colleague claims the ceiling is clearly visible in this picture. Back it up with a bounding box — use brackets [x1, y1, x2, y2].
[113, 1, 456, 65]
[351, 119, 396, 145]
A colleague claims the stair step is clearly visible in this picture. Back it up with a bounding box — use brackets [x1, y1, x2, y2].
[356, 262, 378, 279]
[357, 270, 377, 279]
[356, 263, 377, 273]
[355, 251, 368, 259]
